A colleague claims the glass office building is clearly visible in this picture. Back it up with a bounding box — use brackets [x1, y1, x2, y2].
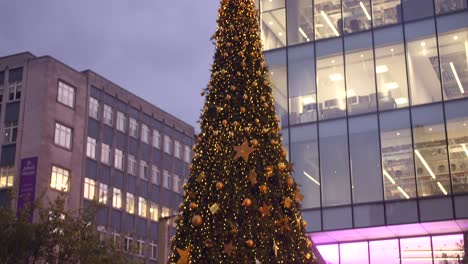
[257, 0, 468, 263]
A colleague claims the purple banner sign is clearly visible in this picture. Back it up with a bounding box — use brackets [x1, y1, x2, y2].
[17, 157, 38, 222]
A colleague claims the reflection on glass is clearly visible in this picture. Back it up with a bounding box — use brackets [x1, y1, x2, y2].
[349, 115, 383, 203]
[315, 0, 342, 40]
[372, 0, 402, 27]
[290, 125, 320, 209]
[340, 242, 369, 264]
[319, 119, 351, 206]
[402, 0, 434, 22]
[261, 0, 284, 11]
[374, 26, 409, 110]
[288, 44, 316, 125]
[317, 244, 339, 264]
[316, 39, 346, 120]
[370, 239, 400, 264]
[287, 0, 313, 45]
[281, 128, 290, 161]
[438, 28, 468, 100]
[380, 109, 417, 200]
[345, 32, 376, 115]
[435, 0, 467, 14]
[412, 104, 451, 197]
[265, 49, 288, 127]
[406, 20, 442, 105]
[432, 234, 465, 262]
[343, 0, 371, 34]
[261, 7, 286, 50]
[445, 100, 468, 194]
[400, 236, 432, 264]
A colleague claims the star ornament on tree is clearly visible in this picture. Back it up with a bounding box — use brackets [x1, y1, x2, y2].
[233, 140, 256, 162]
[176, 246, 191, 264]
[258, 203, 272, 218]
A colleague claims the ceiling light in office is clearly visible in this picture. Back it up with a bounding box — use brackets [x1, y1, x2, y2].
[302, 96, 315, 105]
[453, 35, 459, 40]
[437, 181, 448, 195]
[383, 170, 396, 184]
[299, 27, 310, 42]
[395, 97, 408, 105]
[415, 149, 436, 179]
[346, 89, 356, 97]
[390, 48, 394, 52]
[278, 32, 283, 36]
[360, 1, 372, 21]
[385, 82, 399, 90]
[397, 186, 410, 199]
[303, 171, 320, 186]
[320, 10, 340, 37]
[450, 61, 465, 94]
[269, 21, 273, 25]
[420, 41, 426, 47]
[462, 144, 468, 158]
[329, 73, 344, 82]
[376, 65, 389, 74]
[422, 49, 427, 56]
[397, 132, 400, 136]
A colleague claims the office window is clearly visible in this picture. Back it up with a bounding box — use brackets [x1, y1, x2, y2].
[124, 237, 133, 252]
[161, 207, 170, 218]
[340, 242, 369, 264]
[316, 39, 346, 120]
[114, 149, 123, 170]
[380, 109, 417, 200]
[103, 104, 113, 126]
[0, 166, 14, 188]
[4, 122, 18, 144]
[138, 197, 147, 218]
[8, 81, 21, 101]
[405, 20, 442, 105]
[141, 124, 150, 143]
[344, 32, 376, 115]
[150, 242, 157, 259]
[126, 193, 135, 214]
[128, 155, 137, 175]
[153, 129, 160, 149]
[149, 202, 159, 222]
[445, 100, 468, 194]
[290, 124, 320, 209]
[116, 111, 126, 132]
[54, 122, 72, 149]
[438, 26, 468, 101]
[101, 143, 110, 165]
[288, 44, 317, 125]
[372, 0, 401, 28]
[374, 26, 409, 110]
[286, 0, 313, 45]
[86, 137, 96, 159]
[412, 104, 451, 197]
[140, 160, 149, 181]
[343, 0, 371, 34]
[151, 165, 160, 185]
[57, 81, 75, 108]
[173, 174, 180, 193]
[50, 166, 70, 192]
[317, 244, 339, 264]
[319, 119, 351, 206]
[314, 0, 342, 40]
[349, 115, 383, 203]
[174, 140, 181, 159]
[99, 183, 108, 204]
[402, 0, 434, 21]
[83, 178, 96, 200]
[184, 145, 191, 163]
[435, 0, 467, 14]
[129, 118, 138, 138]
[400, 236, 432, 263]
[369, 239, 400, 264]
[163, 170, 171, 189]
[432, 234, 466, 262]
[89, 97, 99, 119]
[260, 0, 285, 50]
[112, 188, 122, 209]
[265, 49, 288, 127]
[164, 135, 171, 154]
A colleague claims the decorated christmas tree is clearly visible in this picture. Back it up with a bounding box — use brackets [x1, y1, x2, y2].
[169, 0, 317, 263]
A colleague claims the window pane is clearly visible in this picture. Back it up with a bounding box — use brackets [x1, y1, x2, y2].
[400, 236, 432, 264]
[435, 0, 467, 14]
[349, 114, 383, 203]
[343, 0, 371, 34]
[374, 26, 409, 110]
[261, 7, 286, 50]
[286, 0, 313, 45]
[344, 32, 376, 115]
[445, 100, 468, 194]
[317, 244, 339, 264]
[340, 242, 369, 264]
[412, 104, 451, 197]
[432, 234, 465, 262]
[402, 0, 434, 22]
[319, 119, 351, 206]
[369, 239, 400, 264]
[315, 0, 342, 40]
[405, 20, 442, 105]
[290, 124, 320, 209]
[288, 44, 316, 125]
[261, 0, 284, 11]
[265, 49, 288, 127]
[380, 109, 417, 200]
[316, 39, 346, 120]
[372, 0, 402, 28]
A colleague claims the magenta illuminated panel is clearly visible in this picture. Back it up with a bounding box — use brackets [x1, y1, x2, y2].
[432, 234, 465, 262]
[399, 236, 432, 264]
[369, 239, 400, 264]
[340, 242, 369, 264]
[317, 244, 339, 264]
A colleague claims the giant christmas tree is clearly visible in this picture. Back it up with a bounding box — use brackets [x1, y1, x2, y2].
[169, 0, 317, 263]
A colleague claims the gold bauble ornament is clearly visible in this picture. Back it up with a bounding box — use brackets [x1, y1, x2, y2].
[216, 182, 224, 190]
[238, 51, 244, 57]
[241, 61, 246, 67]
[223, 120, 228, 126]
[226, 94, 231, 101]
[240, 107, 246, 113]
[245, 127, 251, 133]
[263, 80, 269, 86]
[281, 148, 287, 157]
[259, 185, 268, 193]
[260, 96, 266, 102]
[242, 198, 252, 207]
[233, 121, 239, 126]
[237, 71, 242, 76]
[255, 118, 260, 124]
[233, 36, 239, 41]
[302, 220, 308, 228]
[240, 2, 246, 8]
[230, 85, 237, 91]
[245, 239, 254, 248]
[243, 94, 248, 100]
[224, 52, 228, 57]
[250, 139, 258, 147]
[250, 52, 255, 57]
[230, 24, 235, 30]
[229, 131, 234, 137]
[270, 139, 277, 145]
[192, 215, 203, 227]
[287, 177, 295, 187]
[263, 102, 269, 108]
[306, 253, 311, 260]
[252, 81, 258, 87]
[189, 202, 198, 209]
[217, 107, 223, 113]
[243, 40, 249, 46]
[278, 162, 286, 171]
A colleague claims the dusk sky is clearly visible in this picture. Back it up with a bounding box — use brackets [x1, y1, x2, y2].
[0, 0, 220, 130]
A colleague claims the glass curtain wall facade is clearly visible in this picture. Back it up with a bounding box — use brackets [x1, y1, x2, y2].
[258, 0, 468, 261]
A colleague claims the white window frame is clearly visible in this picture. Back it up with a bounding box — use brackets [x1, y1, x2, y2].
[103, 104, 113, 126]
[174, 140, 181, 159]
[129, 118, 138, 138]
[149, 202, 159, 222]
[163, 170, 171, 190]
[184, 145, 191, 163]
[8, 81, 22, 101]
[116, 111, 126, 132]
[86, 137, 96, 159]
[50, 165, 70, 192]
[83, 178, 96, 200]
[141, 124, 150, 143]
[138, 197, 147, 218]
[101, 143, 110, 165]
[153, 130, 161, 149]
[4, 121, 18, 144]
[114, 149, 123, 170]
[89, 97, 99, 120]
[54, 122, 72, 149]
[126, 193, 135, 214]
[0, 166, 14, 188]
[164, 135, 171, 154]
[150, 243, 157, 260]
[173, 174, 180, 193]
[151, 165, 160, 185]
[57, 81, 75, 108]
[128, 155, 137, 175]
[99, 183, 108, 204]
[124, 236, 133, 252]
[137, 240, 145, 256]
[113, 188, 122, 209]
[140, 160, 149, 181]
[161, 207, 170, 218]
